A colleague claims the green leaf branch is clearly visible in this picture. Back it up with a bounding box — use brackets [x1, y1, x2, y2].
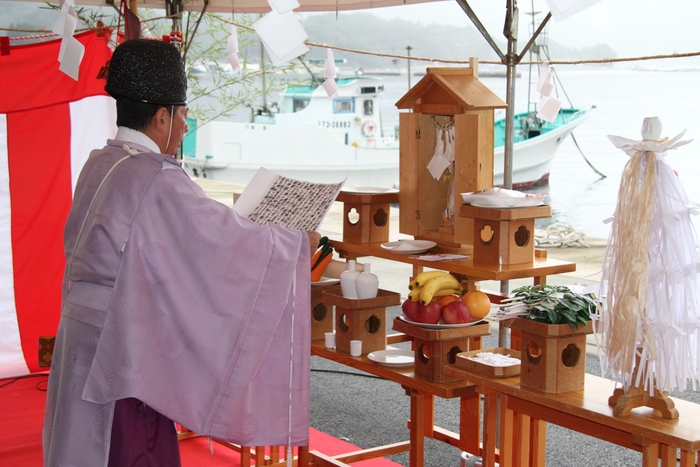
[500, 284, 599, 329]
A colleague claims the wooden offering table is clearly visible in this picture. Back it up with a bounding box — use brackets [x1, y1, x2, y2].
[444, 366, 700, 467]
[329, 238, 576, 287]
[311, 339, 483, 467]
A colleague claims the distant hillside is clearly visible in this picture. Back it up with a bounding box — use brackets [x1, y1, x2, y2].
[297, 12, 617, 70]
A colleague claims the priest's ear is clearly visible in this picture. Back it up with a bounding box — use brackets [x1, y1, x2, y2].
[153, 107, 171, 133]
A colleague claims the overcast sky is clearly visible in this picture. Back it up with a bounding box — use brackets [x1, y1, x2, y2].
[363, 0, 700, 58]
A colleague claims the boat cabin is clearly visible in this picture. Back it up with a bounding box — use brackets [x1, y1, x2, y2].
[254, 76, 395, 149]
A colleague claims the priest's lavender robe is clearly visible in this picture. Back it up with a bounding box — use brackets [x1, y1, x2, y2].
[43, 139, 310, 467]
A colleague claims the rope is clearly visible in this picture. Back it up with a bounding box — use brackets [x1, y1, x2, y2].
[2, 18, 698, 66]
[535, 223, 590, 248]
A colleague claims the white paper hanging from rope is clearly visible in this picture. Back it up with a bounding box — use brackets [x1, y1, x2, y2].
[324, 47, 336, 79]
[227, 24, 239, 54]
[322, 78, 339, 98]
[54, 0, 84, 80]
[253, 9, 308, 65]
[537, 95, 563, 123]
[545, 0, 601, 21]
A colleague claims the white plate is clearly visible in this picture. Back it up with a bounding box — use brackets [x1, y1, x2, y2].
[380, 240, 437, 255]
[398, 315, 488, 330]
[344, 186, 399, 194]
[461, 192, 546, 208]
[367, 349, 414, 367]
[311, 278, 340, 287]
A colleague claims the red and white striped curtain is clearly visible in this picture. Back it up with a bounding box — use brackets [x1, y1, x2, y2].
[0, 31, 116, 377]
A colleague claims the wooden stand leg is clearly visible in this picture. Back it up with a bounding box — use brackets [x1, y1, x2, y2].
[513, 413, 531, 467]
[659, 445, 676, 467]
[608, 351, 679, 419]
[641, 442, 659, 467]
[459, 393, 481, 454]
[679, 449, 697, 467]
[529, 419, 546, 467]
[499, 394, 514, 467]
[608, 385, 679, 419]
[409, 390, 425, 467]
[481, 391, 498, 467]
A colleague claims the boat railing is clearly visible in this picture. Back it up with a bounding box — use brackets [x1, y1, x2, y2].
[564, 105, 594, 124]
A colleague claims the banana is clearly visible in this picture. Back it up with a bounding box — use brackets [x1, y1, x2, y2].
[408, 286, 423, 302]
[420, 274, 461, 305]
[432, 287, 465, 297]
[412, 270, 450, 288]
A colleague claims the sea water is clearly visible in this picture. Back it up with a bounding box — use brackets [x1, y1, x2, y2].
[376, 66, 700, 240]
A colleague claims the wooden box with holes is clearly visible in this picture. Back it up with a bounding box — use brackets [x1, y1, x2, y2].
[322, 288, 401, 355]
[460, 204, 552, 265]
[507, 318, 593, 393]
[311, 285, 339, 341]
[335, 191, 398, 244]
[392, 317, 491, 383]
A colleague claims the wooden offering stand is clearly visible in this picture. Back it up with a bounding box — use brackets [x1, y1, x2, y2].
[460, 204, 552, 266]
[608, 352, 679, 419]
[335, 190, 398, 244]
[310, 284, 337, 341]
[393, 317, 491, 383]
[322, 288, 401, 355]
[508, 318, 593, 393]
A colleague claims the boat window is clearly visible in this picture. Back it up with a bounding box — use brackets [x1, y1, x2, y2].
[363, 100, 374, 116]
[293, 98, 310, 112]
[360, 87, 376, 94]
[333, 98, 355, 114]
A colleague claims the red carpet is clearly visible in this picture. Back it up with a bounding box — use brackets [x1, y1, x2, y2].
[0, 374, 400, 467]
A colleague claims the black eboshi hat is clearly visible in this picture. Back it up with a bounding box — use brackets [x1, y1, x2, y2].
[105, 39, 187, 106]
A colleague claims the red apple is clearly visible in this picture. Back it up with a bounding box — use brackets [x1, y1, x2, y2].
[442, 301, 471, 324]
[415, 301, 441, 324]
[401, 299, 421, 322]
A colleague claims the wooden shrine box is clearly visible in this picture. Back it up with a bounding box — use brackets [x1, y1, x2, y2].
[508, 318, 593, 393]
[393, 317, 491, 383]
[335, 191, 399, 244]
[395, 65, 507, 249]
[311, 285, 338, 341]
[460, 204, 552, 265]
[322, 289, 401, 355]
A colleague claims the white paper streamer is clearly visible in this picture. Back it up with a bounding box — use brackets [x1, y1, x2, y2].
[324, 47, 336, 79]
[597, 117, 700, 393]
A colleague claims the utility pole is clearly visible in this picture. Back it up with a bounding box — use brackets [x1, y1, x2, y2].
[406, 45, 413, 89]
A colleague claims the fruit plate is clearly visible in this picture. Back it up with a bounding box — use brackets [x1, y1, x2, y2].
[398, 315, 488, 330]
[311, 278, 340, 287]
[367, 349, 414, 367]
[380, 240, 437, 255]
[460, 192, 546, 208]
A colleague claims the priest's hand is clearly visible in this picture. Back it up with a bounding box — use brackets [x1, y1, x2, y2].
[307, 230, 321, 255]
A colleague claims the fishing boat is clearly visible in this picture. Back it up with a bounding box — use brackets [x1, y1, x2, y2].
[181, 74, 591, 189]
[182, 75, 399, 189]
[494, 106, 592, 188]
